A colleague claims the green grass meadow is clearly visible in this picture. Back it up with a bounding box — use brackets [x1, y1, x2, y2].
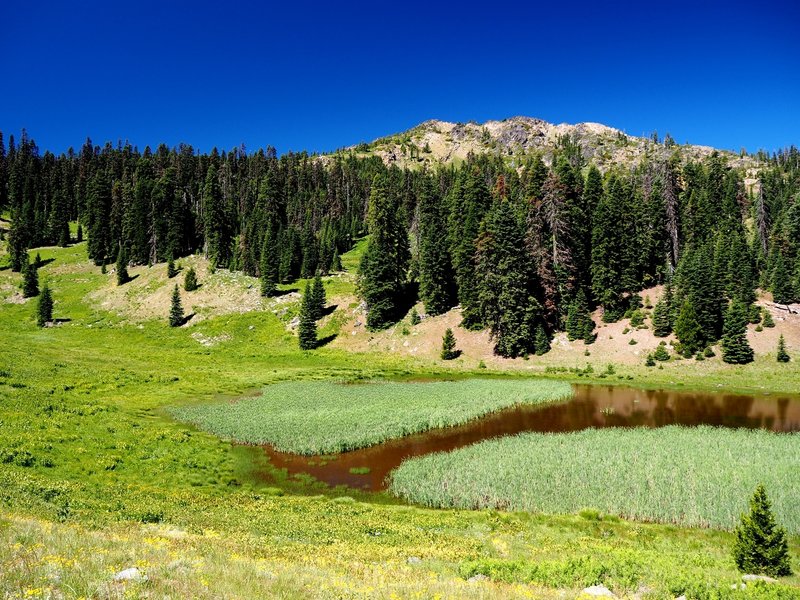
[1, 240, 800, 597]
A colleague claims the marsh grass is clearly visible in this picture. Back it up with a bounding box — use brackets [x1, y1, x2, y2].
[171, 379, 573, 455]
[390, 426, 800, 533]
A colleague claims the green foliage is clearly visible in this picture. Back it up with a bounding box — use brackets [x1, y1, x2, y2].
[476, 200, 542, 357]
[173, 380, 572, 455]
[645, 354, 656, 367]
[417, 177, 456, 316]
[358, 176, 409, 329]
[565, 289, 595, 343]
[167, 257, 178, 278]
[771, 253, 795, 304]
[36, 282, 53, 327]
[168, 284, 184, 327]
[116, 247, 129, 286]
[733, 485, 792, 577]
[652, 283, 674, 337]
[675, 300, 704, 356]
[722, 299, 754, 364]
[652, 344, 671, 361]
[21, 256, 39, 298]
[183, 266, 198, 291]
[298, 282, 318, 350]
[441, 328, 459, 360]
[777, 335, 790, 363]
[534, 325, 551, 355]
[310, 273, 326, 320]
[762, 310, 776, 328]
[409, 308, 421, 326]
[390, 426, 800, 533]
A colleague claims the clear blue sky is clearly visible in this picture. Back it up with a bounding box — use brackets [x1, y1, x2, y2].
[2, 0, 798, 155]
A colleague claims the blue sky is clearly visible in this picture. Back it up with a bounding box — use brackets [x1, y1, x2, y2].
[1, 1, 798, 155]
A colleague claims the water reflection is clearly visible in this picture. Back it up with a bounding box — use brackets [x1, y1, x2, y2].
[257, 384, 800, 491]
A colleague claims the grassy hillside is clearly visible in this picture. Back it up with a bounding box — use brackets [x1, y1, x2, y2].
[1, 240, 799, 598]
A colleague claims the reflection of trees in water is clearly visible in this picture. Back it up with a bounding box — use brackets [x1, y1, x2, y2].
[778, 398, 789, 426]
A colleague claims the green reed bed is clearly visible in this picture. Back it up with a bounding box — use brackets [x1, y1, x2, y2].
[389, 425, 800, 533]
[172, 379, 573, 455]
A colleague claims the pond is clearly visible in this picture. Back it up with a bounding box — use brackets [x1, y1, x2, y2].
[258, 384, 800, 492]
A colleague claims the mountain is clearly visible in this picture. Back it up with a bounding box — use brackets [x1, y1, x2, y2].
[346, 116, 757, 174]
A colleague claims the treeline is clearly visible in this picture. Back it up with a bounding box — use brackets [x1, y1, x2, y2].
[2, 129, 800, 358]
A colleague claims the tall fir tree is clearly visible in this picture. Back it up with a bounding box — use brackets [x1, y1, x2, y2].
[417, 177, 456, 315]
[310, 273, 326, 320]
[721, 299, 754, 364]
[116, 247, 129, 285]
[652, 282, 674, 337]
[449, 168, 491, 329]
[358, 175, 409, 329]
[441, 328, 459, 360]
[184, 266, 198, 291]
[674, 299, 704, 355]
[771, 252, 794, 304]
[591, 174, 627, 321]
[298, 281, 317, 350]
[475, 200, 542, 358]
[259, 223, 280, 297]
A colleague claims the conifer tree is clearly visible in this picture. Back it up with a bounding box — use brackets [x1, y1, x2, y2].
[359, 175, 409, 329]
[116, 247, 129, 285]
[417, 177, 456, 316]
[169, 284, 184, 327]
[762, 309, 775, 328]
[675, 300, 704, 356]
[259, 223, 280, 297]
[167, 257, 178, 278]
[21, 256, 39, 298]
[331, 247, 342, 272]
[76, 224, 83, 243]
[184, 267, 198, 291]
[733, 484, 792, 577]
[475, 200, 541, 358]
[441, 328, 458, 360]
[722, 299, 754, 364]
[410, 308, 421, 325]
[449, 168, 491, 329]
[33, 252, 41, 268]
[591, 174, 627, 321]
[772, 252, 794, 304]
[7, 215, 27, 272]
[565, 289, 594, 342]
[310, 273, 326, 320]
[534, 325, 551, 356]
[37, 282, 53, 327]
[652, 282, 674, 337]
[777, 334, 790, 363]
[298, 282, 317, 350]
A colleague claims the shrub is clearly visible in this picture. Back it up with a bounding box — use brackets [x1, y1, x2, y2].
[410, 308, 421, 325]
[645, 354, 656, 367]
[652, 345, 670, 361]
[762, 310, 775, 328]
[733, 484, 792, 577]
[169, 284, 184, 327]
[777, 335, 790, 363]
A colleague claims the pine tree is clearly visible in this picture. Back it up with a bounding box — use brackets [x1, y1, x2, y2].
[762, 309, 775, 328]
[591, 174, 627, 321]
[441, 328, 458, 360]
[534, 325, 551, 356]
[184, 267, 198, 291]
[417, 177, 456, 315]
[475, 200, 541, 358]
[76, 224, 83, 243]
[310, 273, 326, 320]
[116, 247, 129, 286]
[449, 168, 491, 329]
[772, 252, 794, 304]
[259, 223, 280, 297]
[674, 300, 704, 356]
[298, 282, 317, 350]
[733, 484, 792, 577]
[37, 282, 53, 327]
[722, 299, 754, 364]
[410, 308, 421, 325]
[167, 257, 178, 278]
[331, 247, 342, 272]
[21, 256, 39, 298]
[33, 252, 41, 268]
[169, 284, 184, 327]
[358, 175, 409, 329]
[652, 282, 674, 337]
[777, 334, 790, 363]
[652, 344, 671, 361]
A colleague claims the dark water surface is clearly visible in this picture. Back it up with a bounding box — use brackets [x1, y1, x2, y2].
[258, 384, 800, 492]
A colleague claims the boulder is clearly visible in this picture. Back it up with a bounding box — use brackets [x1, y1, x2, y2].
[113, 567, 147, 583]
[742, 574, 778, 584]
[582, 585, 616, 598]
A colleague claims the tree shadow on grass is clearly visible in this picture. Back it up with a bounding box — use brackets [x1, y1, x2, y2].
[38, 258, 56, 268]
[320, 304, 338, 317]
[316, 333, 337, 348]
[53, 318, 72, 324]
[272, 288, 299, 297]
[180, 313, 195, 326]
[119, 274, 140, 285]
